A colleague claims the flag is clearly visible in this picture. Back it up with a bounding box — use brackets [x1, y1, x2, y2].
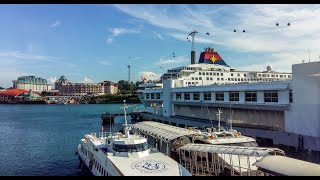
[102, 125, 107, 131]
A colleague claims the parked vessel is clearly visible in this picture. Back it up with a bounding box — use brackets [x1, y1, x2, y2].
[76, 100, 192, 176]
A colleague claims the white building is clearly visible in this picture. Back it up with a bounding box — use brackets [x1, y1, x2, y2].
[12, 76, 52, 93]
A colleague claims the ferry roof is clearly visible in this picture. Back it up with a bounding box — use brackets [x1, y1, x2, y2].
[253, 155, 320, 176]
[178, 143, 285, 157]
[132, 121, 198, 141]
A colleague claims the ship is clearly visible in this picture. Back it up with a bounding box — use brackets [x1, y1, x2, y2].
[76, 100, 192, 176]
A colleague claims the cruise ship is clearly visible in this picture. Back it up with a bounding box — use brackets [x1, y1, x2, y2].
[137, 46, 320, 152]
[76, 100, 191, 176]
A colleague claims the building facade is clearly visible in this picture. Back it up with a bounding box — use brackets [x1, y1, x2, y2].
[100, 81, 118, 94]
[12, 76, 52, 92]
[0, 89, 42, 102]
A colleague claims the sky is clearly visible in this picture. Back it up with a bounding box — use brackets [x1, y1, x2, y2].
[1, 4, 320, 88]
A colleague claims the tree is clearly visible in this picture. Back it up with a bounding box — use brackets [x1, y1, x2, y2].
[0, 87, 4, 90]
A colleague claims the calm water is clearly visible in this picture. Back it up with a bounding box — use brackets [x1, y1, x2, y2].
[0, 104, 144, 176]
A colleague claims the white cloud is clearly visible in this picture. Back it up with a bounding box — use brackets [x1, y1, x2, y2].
[106, 38, 113, 44]
[114, 4, 320, 72]
[154, 55, 188, 66]
[50, 20, 61, 28]
[110, 27, 140, 37]
[0, 51, 57, 62]
[47, 77, 57, 85]
[82, 77, 94, 83]
[98, 60, 112, 66]
[152, 32, 164, 40]
[138, 71, 161, 81]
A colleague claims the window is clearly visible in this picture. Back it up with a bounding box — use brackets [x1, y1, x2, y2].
[204, 92, 211, 101]
[184, 93, 190, 100]
[264, 91, 278, 102]
[244, 74, 247, 77]
[193, 92, 200, 100]
[199, 72, 201, 75]
[213, 73, 216, 76]
[156, 93, 160, 99]
[206, 72, 209, 75]
[221, 73, 223, 76]
[210, 72, 212, 76]
[202, 72, 206, 75]
[221, 78, 224, 81]
[206, 77, 209, 80]
[280, 75, 283, 78]
[217, 78, 220, 81]
[146, 93, 150, 99]
[231, 73, 233, 76]
[199, 77, 202, 80]
[216, 92, 224, 101]
[228, 78, 230, 81]
[289, 90, 293, 103]
[288, 75, 291, 78]
[245, 91, 257, 102]
[195, 77, 198, 80]
[210, 77, 213, 80]
[217, 73, 219, 76]
[176, 93, 181, 100]
[229, 91, 239, 101]
[237, 73, 240, 77]
[192, 77, 194, 80]
[151, 93, 155, 99]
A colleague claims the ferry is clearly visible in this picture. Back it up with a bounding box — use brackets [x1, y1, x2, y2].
[76, 100, 192, 176]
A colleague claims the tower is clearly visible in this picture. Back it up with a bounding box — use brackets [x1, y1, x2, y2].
[128, 63, 131, 82]
[188, 30, 198, 64]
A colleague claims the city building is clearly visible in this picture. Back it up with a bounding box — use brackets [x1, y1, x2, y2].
[0, 89, 42, 102]
[100, 81, 118, 94]
[12, 76, 52, 92]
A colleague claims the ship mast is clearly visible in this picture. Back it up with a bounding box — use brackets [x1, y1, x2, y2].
[123, 100, 130, 138]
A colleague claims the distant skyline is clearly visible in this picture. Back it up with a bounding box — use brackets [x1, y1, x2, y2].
[1, 4, 320, 88]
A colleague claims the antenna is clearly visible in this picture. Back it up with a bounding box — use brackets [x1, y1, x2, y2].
[216, 108, 222, 131]
[128, 57, 131, 82]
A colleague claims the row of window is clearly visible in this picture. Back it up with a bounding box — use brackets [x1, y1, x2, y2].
[196, 72, 291, 78]
[145, 93, 161, 100]
[93, 158, 110, 176]
[175, 91, 287, 103]
[189, 77, 287, 83]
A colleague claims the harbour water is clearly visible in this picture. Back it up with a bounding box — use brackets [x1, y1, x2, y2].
[0, 104, 144, 176]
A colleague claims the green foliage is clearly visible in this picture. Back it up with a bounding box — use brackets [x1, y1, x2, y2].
[117, 80, 143, 94]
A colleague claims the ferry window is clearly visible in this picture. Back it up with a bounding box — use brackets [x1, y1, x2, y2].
[192, 77, 194, 80]
[192, 82, 194, 84]
[221, 73, 223, 76]
[290, 90, 293, 103]
[235, 78, 237, 81]
[231, 78, 234, 81]
[221, 78, 224, 81]
[271, 74, 275, 77]
[115, 142, 148, 152]
[258, 74, 261, 77]
[184, 93, 190, 100]
[276, 75, 279, 77]
[229, 91, 239, 101]
[264, 91, 278, 102]
[151, 93, 155, 99]
[215, 92, 224, 101]
[228, 78, 230, 81]
[193, 92, 200, 100]
[253, 74, 256, 77]
[241, 78, 243, 81]
[238, 78, 240, 81]
[244, 74, 247, 77]
[195, 77, 198, 80]
[188, 82, 191, 85]
[245, 91, 257, 102]
[210, 77, 213, 80]
[199, 72, 201, 75]
[217, 78, 220, 81]
[262, 74, 266, 77]
[210, 72, 212, 76]
[206, 77, 209, 80]
[284, 75, 287, 78]
[202, 72, 205, 75]
[280, 75, 283, 78]
[176, 93, 181, 100]
[206, 72, 209, 75]
[146, 93, 150, 99]
[237, 73, 240, 77]
[213, 73, 216, 76]
[156, 93, 161, 99]
[267, 74, 270, 77]
[204, 92, 211, 101]
[217, 73, 219, 76]
[288, 75, 291, 78]
[199, 77, 202, 80]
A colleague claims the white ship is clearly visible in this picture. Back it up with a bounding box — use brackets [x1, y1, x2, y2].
[76, 100, 192, 176]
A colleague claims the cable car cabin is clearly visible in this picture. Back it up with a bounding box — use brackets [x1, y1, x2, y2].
[253, 155, 320, 176]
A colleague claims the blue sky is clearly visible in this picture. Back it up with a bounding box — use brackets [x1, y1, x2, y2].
[1, 4, 320, 88]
